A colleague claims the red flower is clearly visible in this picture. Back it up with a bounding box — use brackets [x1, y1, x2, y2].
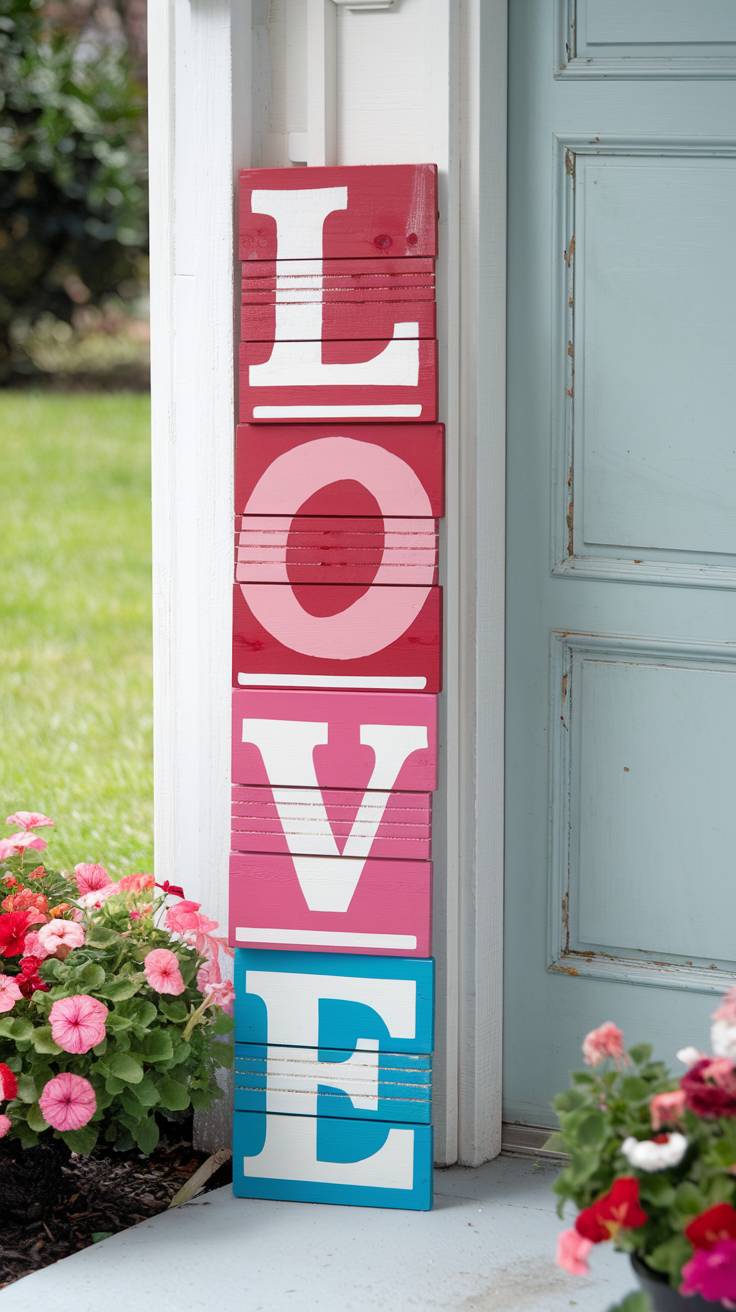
[576, 1178, 649, 1243]
[0, 912, 31, 957]
[17, 955, 47, 997]
[682, 1059, 736, 1119]
[686, 1204, 736, 1251]
[0, 1063, 18, 1101]
[26, 865, 46, 880]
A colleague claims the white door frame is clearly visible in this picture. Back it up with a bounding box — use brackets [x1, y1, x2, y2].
[147, 0, 506, 1166]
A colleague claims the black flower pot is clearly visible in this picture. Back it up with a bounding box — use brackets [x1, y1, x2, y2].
[631, 1255, 710, 1311]
[0, 1137, 67, 1220]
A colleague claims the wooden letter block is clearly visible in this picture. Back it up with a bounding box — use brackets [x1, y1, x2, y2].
[231, 951, 434, 1209]
[238, 164, 438, 424]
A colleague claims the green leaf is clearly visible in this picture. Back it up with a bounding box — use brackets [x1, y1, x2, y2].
[0, 1017, 32, 1041]
[16, 1073, 38, 1103]
[554, 1088, 588, 1114]
[141, 1029, 173, 1063]
[212, 1011, 234, 1036]
[620, 1076, 650, 1102]
[84, 926, 119, 950]
[159, 999, 188, 1023]
[107, 1053, 144, 1084]
[61, 1124, 99, 1154]
[190, 1086, 216, 1111]
[132, 1115, 159, 1155]
[607, 1294, 651, 1312]
[30, 1025, 62, 1054]
[74, 963, 106, 991]
[157, 1077, 190, 1111]
[92, 1232, 114, 1244]
[212, 1041, 233, 1068]
[27, 1101, 48, 1133]
[577, 1110, 607, 1149]
[98, 977, 143, 1002]
[128, 1075, 159, 1107]
[647, 1236, 692, 1284]
[628, 1044, 654, 1066]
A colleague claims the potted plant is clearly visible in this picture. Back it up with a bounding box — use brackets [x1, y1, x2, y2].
[0, 810, 233, 1216]
[552, 1002, 736, 1309]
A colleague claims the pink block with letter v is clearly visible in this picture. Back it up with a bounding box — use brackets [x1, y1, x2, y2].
[229, 851, 432, 957]
[231, 689, 437, 793]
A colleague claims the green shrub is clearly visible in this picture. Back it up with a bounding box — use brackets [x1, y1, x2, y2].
[0, 0, 147, 381]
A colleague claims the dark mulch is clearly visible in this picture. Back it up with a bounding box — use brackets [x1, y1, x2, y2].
[0, 1131, 233, 1290]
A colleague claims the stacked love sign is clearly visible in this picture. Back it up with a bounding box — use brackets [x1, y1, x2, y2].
[231, 164, 442, 1211]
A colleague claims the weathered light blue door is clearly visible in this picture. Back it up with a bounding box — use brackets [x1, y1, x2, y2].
[505, 0, 736, 1127]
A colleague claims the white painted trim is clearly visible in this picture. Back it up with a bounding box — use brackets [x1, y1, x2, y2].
[451, 0, 507, 1166]
[148, 0, 252, 1150]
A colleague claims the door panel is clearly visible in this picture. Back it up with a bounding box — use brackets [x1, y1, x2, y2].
[505, 0, 736, 1126]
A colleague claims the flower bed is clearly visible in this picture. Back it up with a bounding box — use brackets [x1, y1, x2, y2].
[0, 810, 232, 1162]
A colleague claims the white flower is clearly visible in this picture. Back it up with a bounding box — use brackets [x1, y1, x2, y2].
[676, 1046, 703, 1068]
[621, 1133, 688, 1172]
[712, 1021, 736, 1062]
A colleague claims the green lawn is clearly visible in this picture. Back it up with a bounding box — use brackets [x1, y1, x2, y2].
[0, 392, 153, 875]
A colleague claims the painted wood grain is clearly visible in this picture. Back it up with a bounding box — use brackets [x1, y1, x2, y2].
[231, 784, 432, 859]
[234, 515, 439, 586]
[241, 257, 436, 341]
[233, 1110, 433, 1210]
[229, 850, 432, 956]
[234, 1043, 432, 1123]
[239, 336, 438, 423]
[232, 582, 442, 691]
[231, 688, 438, 791]
[239, 164, 438, 261]
[235, 424, 445, 518]
[234, 949, 435, 1053]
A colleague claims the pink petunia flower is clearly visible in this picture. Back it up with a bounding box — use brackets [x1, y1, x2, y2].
[74, 864, 112, 895]
[6, 812, 54, 831]
[76, 885, 119, 910]
[681, 1239, 736, 1307]
[0, 974, 22, 1014]
[22, 930, 49, 961]
[37, 919, 85, 956]
[0, 832, 47, 860]
[650, 1089, 687, 1131]
[49, 994, 108, 1054]
[556, 1228, 593, 1276]
[582, 1022, 627, 1068]
[144, 948, 185, 996]
[39, 1072, 96, 1132]
[0, 1114, 11, 1139]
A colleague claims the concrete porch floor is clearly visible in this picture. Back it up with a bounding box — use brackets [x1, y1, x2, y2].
[0, 1155, 634, 1312]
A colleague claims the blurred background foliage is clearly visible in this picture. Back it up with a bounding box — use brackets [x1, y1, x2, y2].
[0, 0, 149, 385]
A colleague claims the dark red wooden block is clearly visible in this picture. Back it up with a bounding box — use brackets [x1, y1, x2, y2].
[232, 582, 442, 692]
[234, 516, 439, 586]
[239, 164, 438, 262]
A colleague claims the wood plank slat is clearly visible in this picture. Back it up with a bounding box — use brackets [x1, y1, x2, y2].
[234, 515, 439, 586]
[233, 1110, 433, 1210]
[231, 689, 438, 792]
[229, 851, 432, 957]
[235, 424, 445, 519]
[239, 164, 438, 262]
[232, 581, 442, 692]
[230, 784, 432, 859]
[239, 337, 438, 424]
[234, 1043, 432, 1123]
